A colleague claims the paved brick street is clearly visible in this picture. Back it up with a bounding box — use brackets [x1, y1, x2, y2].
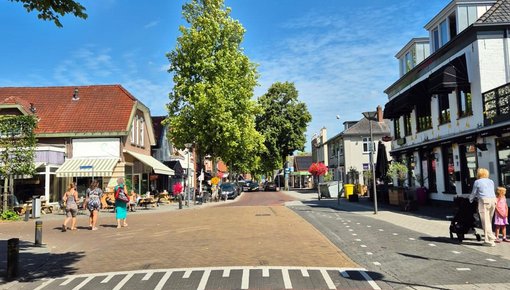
[0, 196, 360, 289]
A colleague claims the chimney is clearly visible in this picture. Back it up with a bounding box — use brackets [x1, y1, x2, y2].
[377, 105, 383, 123]
[72, 88, 79, 101]
[29, 103, 36, 113]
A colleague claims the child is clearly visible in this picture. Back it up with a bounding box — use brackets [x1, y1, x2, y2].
[495, 187, 509, 242]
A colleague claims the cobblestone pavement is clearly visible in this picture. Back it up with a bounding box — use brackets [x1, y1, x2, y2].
[0, 197, 366, 289]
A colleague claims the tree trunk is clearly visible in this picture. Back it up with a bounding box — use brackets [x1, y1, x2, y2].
[2, 177, 9, 212]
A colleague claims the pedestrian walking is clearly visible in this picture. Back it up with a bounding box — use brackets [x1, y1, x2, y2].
[62, 182, 78, 232]
[494, 186, 509, 243]
[114, 177, 129, 228]
[469, 168, 498, 246]
[86, 180, 103, 231]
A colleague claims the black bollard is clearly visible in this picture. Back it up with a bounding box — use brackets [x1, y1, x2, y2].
[178, 195, 183, 209]
[7, 238, 19, 280]
[34, 220, 42, 246]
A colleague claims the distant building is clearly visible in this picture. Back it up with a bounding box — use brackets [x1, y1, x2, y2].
[326, 106, 391, 186]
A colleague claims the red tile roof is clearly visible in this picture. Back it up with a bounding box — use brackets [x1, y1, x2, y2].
[0, 85, 137, 135]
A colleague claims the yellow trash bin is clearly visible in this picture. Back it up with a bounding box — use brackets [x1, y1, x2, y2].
[343, 184, 354, 198]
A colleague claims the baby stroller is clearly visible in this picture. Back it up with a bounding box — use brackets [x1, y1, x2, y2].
[449, 196, 481, 243]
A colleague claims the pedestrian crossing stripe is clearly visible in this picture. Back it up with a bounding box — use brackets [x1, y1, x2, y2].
[32, 266, 378, 290]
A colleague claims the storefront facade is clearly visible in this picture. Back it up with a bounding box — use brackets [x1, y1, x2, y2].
[384, 1, 510, 201]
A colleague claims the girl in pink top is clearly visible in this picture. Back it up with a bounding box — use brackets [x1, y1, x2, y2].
[495, 187, 509, 242]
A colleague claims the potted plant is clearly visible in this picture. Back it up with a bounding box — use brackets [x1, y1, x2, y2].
[173, 182, 183, 209]
[387, 161, 408, 206]
[413, 173, 428, 205]
[308, 162, 328, 200]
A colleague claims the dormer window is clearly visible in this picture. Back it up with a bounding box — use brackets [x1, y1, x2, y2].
[397, 38, 430, 76]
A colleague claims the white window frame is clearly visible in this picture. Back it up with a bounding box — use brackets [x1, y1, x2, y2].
[362, 137, 371, 154]
[140, 118, 145, 147]
[131, 117, 137, 145]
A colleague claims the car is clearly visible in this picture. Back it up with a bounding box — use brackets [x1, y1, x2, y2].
[242, 181, 259, 192]
[264, 181, 278, 191]
[219, 183, 238, 199]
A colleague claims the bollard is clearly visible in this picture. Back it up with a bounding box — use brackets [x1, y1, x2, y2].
[178, 194, 183, 209]
[34, 220, 42, 246]
[7, 238, 19, 281]
[24, 208, 30, 222]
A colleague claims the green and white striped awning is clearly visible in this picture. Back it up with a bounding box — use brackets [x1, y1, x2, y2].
[56, 158, 119, 177]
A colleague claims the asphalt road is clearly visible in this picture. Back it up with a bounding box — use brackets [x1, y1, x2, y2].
[290, 203, 510, 289]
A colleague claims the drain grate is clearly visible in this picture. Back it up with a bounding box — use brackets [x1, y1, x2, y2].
[255, 213, 271, 216]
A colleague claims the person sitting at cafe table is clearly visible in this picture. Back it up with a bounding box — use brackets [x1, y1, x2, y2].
[128, 190, 140, 212]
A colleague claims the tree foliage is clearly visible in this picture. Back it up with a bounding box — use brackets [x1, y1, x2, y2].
[165, 0, 263, 174]
[308, 162, 327, 177]
[0, 115, 38, 211]
[256, 82, 312, 173]
[9, 0, 87, 27]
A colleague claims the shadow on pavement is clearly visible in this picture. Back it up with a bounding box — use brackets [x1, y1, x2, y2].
[397, 251, 510, 271]
[357, 271, 450, 290]
[0, 239, 84, 282]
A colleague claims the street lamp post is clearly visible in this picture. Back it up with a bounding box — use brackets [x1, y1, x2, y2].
[362, 111, 378, 214]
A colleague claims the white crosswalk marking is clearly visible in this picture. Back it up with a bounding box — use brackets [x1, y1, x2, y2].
[142, 272, 153, 281]
[301, 268, 310, 277]
[241, 268, 250, 289]
[223, 269, 230, 277]
[197, 269, 211, 290]
[60, 277, 75, 286]
[112, 273, 134, 290]
[29, 266, 378, 290]
[320, 269, 336, 289]
[183, 270, 192, 278]
[154, 271, 172, 290]
[72, 276, 93, 290]
[282, 268, 292, 289]
[101, 274, 114, 283]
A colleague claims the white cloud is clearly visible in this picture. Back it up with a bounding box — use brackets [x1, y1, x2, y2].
[253, 1, 435, 150]
[144, 20, 159, 29]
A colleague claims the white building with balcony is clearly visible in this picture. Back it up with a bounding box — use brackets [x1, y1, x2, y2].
[384, 0, 510, 202]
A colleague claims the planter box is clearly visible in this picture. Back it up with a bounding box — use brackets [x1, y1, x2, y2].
[389, 187, 405, 206]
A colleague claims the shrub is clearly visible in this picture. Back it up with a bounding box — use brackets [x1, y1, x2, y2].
[1, 210, 20, 221]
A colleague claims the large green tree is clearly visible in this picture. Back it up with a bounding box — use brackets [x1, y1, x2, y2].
[256, 82, 312, 174]
[165, 0, 263, 174]
[8, 0, 87, 27]
[0, 115, 38, 212]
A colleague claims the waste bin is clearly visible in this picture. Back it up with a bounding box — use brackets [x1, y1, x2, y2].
[32, 196, 41, 219]
[343, 184, 354, 199]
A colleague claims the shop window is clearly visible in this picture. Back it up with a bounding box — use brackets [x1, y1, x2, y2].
[497, 137, 510, 195]
[416, 103, 432, 132]
[421, 150, 437, 192]
[442, 146, 456, 194]
[457, 88, 472, 118]
[404, 113, 412, 136]
[438, 93, 450, 124]
[460, 144, 477, 193]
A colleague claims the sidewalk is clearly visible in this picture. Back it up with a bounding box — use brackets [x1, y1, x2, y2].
[282, 189, 510, 261]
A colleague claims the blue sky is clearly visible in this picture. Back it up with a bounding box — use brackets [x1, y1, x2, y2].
[0, 0, 450, 151]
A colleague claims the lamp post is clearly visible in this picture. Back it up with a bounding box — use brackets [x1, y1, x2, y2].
[362, 111, 378, 214]
[184, 143, 193, 207]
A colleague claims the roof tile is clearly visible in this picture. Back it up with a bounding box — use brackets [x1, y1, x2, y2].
[0, 85, 137, 135]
